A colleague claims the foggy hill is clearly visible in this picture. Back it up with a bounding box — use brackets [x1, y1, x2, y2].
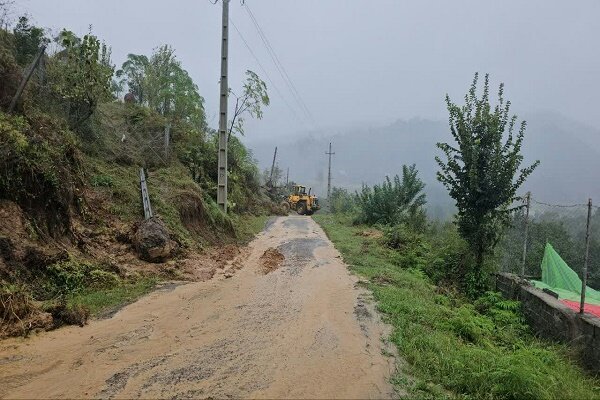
[246, 112, 600, 217]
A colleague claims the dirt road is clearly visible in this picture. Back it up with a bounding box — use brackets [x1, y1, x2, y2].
[0, 216, 395, 399]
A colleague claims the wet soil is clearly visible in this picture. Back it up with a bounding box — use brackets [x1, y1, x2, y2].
[0, 216, 396, 399]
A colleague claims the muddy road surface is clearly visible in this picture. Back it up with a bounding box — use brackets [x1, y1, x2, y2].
[0, 216, 395, 399]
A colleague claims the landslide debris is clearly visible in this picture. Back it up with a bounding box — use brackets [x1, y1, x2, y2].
[259, 247, 285, 274]
[133, 218, 179, 263]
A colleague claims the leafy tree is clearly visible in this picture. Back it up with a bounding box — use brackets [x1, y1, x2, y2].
[115, 53, 149, 103]
[435, 73, 539, 295]
[49, 30, 114, 131]
[329, 186, 356, 214]
[116, 46, 205, 128]
[13, 15, 47, 66]
[355, 164, 427, 229]
[228, 70, 269, 140]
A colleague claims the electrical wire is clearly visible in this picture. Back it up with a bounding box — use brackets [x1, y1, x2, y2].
[230, 17, 308, 129]
[243, 2, 317, 128]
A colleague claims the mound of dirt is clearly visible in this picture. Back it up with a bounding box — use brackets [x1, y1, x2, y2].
[133, 218, 178, 263]
[259, 247, 285, 274]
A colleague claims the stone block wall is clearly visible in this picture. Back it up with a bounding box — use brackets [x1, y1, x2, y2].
[495, 273, 600, 373]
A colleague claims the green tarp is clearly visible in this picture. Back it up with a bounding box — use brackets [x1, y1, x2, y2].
[532, 243, 600, 305]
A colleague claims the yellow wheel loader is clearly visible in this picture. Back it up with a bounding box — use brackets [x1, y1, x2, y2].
[281, 185, 321, 215]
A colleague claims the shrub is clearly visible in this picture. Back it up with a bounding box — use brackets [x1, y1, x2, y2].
[355, 164, 427, 229]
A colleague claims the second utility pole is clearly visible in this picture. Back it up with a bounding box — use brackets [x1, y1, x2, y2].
[326, 142, 334, 200]
[217, 0, 230, 212]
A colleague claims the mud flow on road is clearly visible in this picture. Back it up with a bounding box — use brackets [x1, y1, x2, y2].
[0, 216, 396, 399]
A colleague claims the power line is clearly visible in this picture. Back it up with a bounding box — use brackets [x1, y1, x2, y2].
[243, 2, 317, 128]
[230, 17, 308, 129]
[244, 3, 314, 125]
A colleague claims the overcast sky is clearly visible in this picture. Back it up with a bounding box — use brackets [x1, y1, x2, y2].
[15, 0, 600, 140]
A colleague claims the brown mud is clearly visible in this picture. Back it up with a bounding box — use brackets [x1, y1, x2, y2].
[0, 216, 396, 399]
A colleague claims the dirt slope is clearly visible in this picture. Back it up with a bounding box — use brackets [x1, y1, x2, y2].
[0, 216, 395, 399]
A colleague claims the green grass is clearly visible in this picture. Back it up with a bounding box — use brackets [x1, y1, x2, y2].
[314, 214, 600, 400]
[66, 278, 157, 316]
[234, 214, 271, 244]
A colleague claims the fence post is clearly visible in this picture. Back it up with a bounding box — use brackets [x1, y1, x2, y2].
[9, 45, 46, 113]
[520, 191, 531, 277]
[580, 198, 592, 314]
[140, 168, 153, 220]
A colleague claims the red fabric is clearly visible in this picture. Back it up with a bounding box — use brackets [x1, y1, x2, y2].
[561, 299, 600, 318]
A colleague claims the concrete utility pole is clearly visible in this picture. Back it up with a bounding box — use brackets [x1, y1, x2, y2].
[269, 146, 278, 186]
[217, 0, 230, 212]
[9, 44, 46, 113]
[286, 167, 289, 187]
[326, 142, 335, 200]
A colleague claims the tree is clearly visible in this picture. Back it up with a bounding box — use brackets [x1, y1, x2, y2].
[116, 46, 205, 128]
[329, 187, 356, 214]
[115, 53, 149, 103]
[13, 15, 48, 66]
[355, 164, 427, 229]
[49, 30, 114, 131]
[228, 70, 269, 140]
[435, 73, 539, 294]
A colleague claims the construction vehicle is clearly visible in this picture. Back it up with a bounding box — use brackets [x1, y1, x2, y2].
[282, 185, 321, 215]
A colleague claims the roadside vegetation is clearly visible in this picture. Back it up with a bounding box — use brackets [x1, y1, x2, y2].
[317, 74, 600, 398]
[0, 10, 274, 337]
[315, 214, 599, 399]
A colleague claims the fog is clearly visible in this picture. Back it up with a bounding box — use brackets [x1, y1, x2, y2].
[15, 0, 600, 204]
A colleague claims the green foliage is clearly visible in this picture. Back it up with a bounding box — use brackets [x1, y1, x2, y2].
[382, 224, 429, 270]
[13, 15, 48, 66]
[436, 73, 539, 295]
[44, 259, 120, 296]
[115, 53, 149, 102]
[355, 164, 427, 230]
[48, 30, 114, 131]
[425, 222, 472, 287]
[329, 186, 356, 214]
[0, 111, 81, 235]
[116, 45, 205, 127]
[91, 174, 113, 188]
[229, 70, 270, 139]
[315, 214, 600, 399]
[65, 278, 156, 316]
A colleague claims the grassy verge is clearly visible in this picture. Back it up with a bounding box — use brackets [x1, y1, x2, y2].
[314, 214, 600, 400]
[65, 277, 157, 316]
[234, 214, 271, 244]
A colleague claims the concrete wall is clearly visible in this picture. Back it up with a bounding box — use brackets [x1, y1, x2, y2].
[495, 273, 600, 373]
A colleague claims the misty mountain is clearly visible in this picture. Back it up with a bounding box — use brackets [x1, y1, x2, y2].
[246, 111, 600, 217]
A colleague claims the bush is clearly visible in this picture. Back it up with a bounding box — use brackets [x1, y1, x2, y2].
[329, 186, 356, 214]
[383, 224, 430, 270]
[354, 164, 427, 229]
[44, 259, 120, 296]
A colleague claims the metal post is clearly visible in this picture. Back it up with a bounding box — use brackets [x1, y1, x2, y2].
[9, 45, 46, 113]
[326, 142, 335, 200]
[216, 0, 230, 212]
[269, 146, 277, 186]
[520, 191, 531, 277]
[580, 198, 592, 314]
[140, 168, 153, 220]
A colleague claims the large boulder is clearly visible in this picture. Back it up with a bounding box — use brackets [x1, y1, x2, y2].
[133, 218, 178, 263]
